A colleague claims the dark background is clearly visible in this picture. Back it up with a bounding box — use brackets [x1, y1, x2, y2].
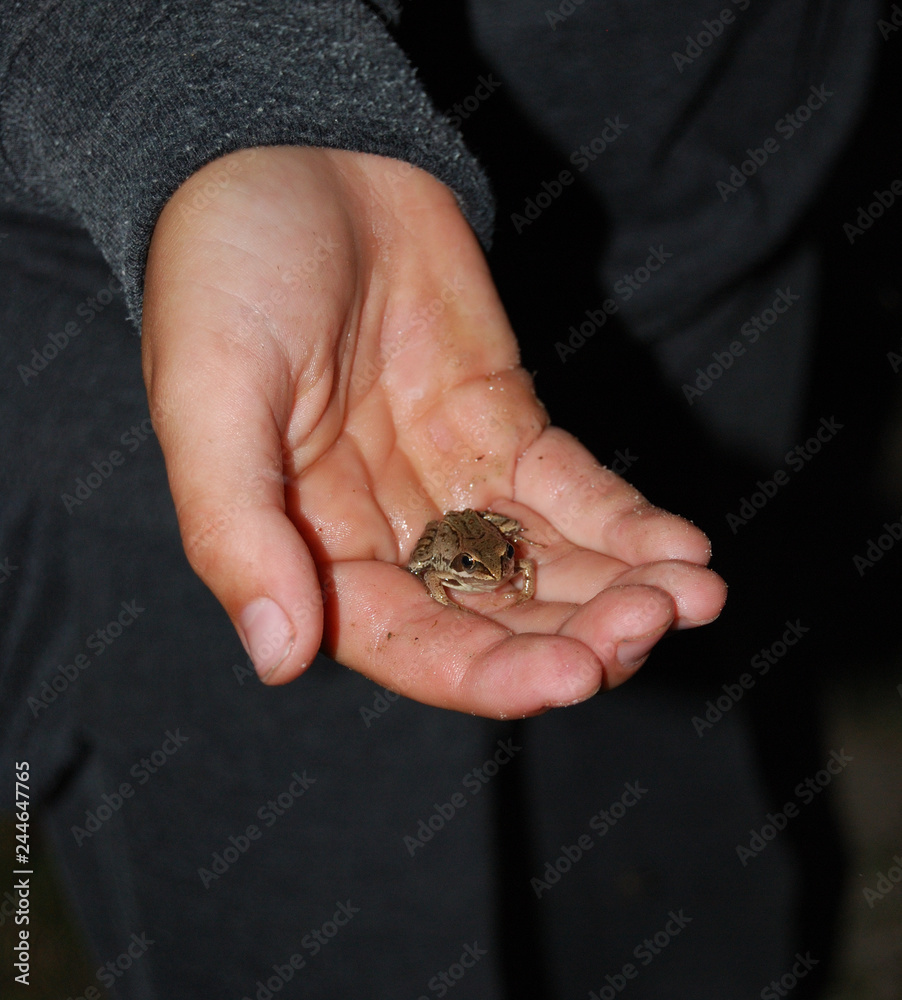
[2, 1, 901, 996]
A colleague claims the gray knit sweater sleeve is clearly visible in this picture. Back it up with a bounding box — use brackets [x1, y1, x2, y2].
[0, 0, 493, 322]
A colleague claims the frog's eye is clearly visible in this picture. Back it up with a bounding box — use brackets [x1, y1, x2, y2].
[505, 544, 515, 559]
[460, 554, 475, 570]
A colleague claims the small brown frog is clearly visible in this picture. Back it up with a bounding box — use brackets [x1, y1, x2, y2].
[407, 509, 535, 607]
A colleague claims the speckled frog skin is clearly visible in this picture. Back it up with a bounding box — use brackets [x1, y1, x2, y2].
[407, 509, 535, 607]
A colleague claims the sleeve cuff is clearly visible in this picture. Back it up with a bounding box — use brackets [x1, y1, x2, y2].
[1, 0, 494, 323]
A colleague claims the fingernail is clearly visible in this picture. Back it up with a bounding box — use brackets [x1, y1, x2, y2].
[239, 598, 294, 683]
[615, 636, 659, 673]
[676, 610, 724, 630]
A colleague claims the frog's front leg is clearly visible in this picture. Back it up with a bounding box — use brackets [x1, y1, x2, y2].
[421, 569, 454, 607]
[510, 558, 536, 604]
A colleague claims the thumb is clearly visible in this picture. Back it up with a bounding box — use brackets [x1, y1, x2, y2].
[142, 323, 323, 685]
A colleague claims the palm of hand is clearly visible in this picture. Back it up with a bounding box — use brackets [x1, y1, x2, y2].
[142, 147, 725, 717]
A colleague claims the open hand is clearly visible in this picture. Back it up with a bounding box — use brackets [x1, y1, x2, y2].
[142, 146, 725, 718]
